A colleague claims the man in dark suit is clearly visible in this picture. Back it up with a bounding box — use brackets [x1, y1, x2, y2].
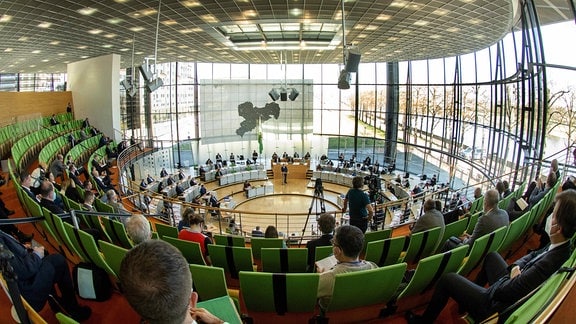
[281, 164, 288, 184]
[0, 230, 91, 321]
[407, 189, 576, 323]
[306, 213, 335, 272]
[451, 189, 509, 249]
[160, 167, 168, 178]
[39, 181, 65, 214]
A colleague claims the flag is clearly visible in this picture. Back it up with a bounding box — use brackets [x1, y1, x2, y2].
[258, 117, 263, 154]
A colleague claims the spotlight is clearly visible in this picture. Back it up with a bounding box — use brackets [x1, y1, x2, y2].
[338, 70, 351, 90]
[280, 89, 288, 101]
[345, 47, 362, 73]
[289, 88, 299, 101]
[146, 78, 163, 92]
[269, 89, 280, 101]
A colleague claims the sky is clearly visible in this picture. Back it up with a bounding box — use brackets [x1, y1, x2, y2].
[541, 21, 576, 89]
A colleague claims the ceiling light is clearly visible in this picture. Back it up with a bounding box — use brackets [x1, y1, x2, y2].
[114, 0, 130, 3]
[414, 20, 429, 26]
[119, 48, 130, 52]
[107, 18, 124, 24]
[41, 59, 49, 62]
[102, 44, 113, 48]
[200, 14, 218, 23]
[162, 20, 178, 26]
[180, 0, 201, 7]
[390, 0, 408, 8]
[433, 9, 449, 15]
[243, 10, 258, 18]
[50, 40, 60, 45]
[77, 45, 88, 49]
[58, 53, 66, 56]
[18, 37, 29, 41]
[179, 29, 194, 34]
[377, 14, 391, 21]
[77, 7, 98, 16]
[88, 29, 103, 34]
[104, 34, 117, 38]
[469, 18, 481, 24]
[0, 15, 13, 23]
[290, 8, 302, 16]
[447, 27, 460, 32]
[129, 26, 145, 32]
[37, 22, 52, 28]
[32, 50, 41, 54]
[4, 48, 13, 52]
[81, 56, 89, 59]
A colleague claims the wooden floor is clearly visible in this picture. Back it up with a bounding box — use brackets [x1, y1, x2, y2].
[0, 166, 569, 324]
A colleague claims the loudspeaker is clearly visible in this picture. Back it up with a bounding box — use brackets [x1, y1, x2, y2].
[345, 48, 361, 73]
[280, 90, 288, 101]
[120, 80, 130, 90]
[289, 88, 299, 101]
[146, 78, 163, 92]
[269, 89, 280, 101]
[138, 65, 153, 82]
[338, 70, 351, 90]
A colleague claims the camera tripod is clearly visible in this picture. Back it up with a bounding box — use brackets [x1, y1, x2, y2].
[299, 184, 326, 246]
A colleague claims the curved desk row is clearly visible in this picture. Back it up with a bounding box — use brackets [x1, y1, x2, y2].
[219, 170, 267, 186]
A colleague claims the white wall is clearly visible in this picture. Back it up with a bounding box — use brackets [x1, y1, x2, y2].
[67, 54, 121, 142]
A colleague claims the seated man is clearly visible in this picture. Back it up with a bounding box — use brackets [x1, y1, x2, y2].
[443, 189, 509, 251]
[317, 225, 377, 309]
[251, 225, 264, 237]
[120, 240, 223, 324]
[407, 189, 576, 323]
[160, 167, 169, 178]
[125, 214, 152, 245]
[411, 199, 445, 237]
[306, 213, 335, 272]
[0, 230, 91, 321]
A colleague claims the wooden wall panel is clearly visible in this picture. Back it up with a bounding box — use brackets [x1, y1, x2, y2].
[0, 92, 73, 125]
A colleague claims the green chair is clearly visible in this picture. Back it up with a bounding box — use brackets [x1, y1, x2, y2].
[56, 312, 79, 324]
[469, 196, 484, 214]
[397, 244, 469, 300]
[363, 228, 393, 253]
[80, 213, 112, 243]
[458, 226, 507, 276]
[365, 236, 406, 267]
[101, 217, 133, 249]
[401, 227, 442, 264]
[94, 199, 114, 213]
[261, 248, 308, 273]
[99, 240, 128, 278]
[189, 264, 231, 301]
[465, 212, 482, 235]
[42, 207, 80, 258]
[162, 236, 207, 265]
[155, 222, 179, 239]
[436, 217, 469, 253]
[64, 224, 116, 279]
[498, 213, 530, 255]
[214, 234, 246, 247]
[314, 246, 334, 262]
[239, 271, 319, 320]
[196, 296, 243, 324]
[250, 237, 284, 260]
[208, 245, 254, 279]
[323, 263, 407, 321]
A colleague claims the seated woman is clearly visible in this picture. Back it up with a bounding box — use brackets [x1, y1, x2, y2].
[264, 225, 287, 248]
[178, 208, 212, 265]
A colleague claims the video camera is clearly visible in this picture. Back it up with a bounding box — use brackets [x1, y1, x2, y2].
[314, 178, 324, 193]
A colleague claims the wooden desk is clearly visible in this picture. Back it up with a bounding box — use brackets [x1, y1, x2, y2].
[272, 162, 309, 179]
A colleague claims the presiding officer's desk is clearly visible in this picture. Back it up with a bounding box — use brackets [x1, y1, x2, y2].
[272, 160, 310, 179]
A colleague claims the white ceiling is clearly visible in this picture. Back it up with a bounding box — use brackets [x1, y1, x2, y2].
[0, 0, 572, 73]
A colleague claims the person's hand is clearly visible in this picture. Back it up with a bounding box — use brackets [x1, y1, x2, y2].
[32, 246, 45, 258]
[316, 265, 326, 273]
[459, 233, 470, 240]
[190, 307, 224, 324]
[510, 265, 521, 279]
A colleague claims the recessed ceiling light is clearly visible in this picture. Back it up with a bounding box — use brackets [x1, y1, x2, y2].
[88, 29, 103, 34]
[124, 39, 134, 43]
[29, 65, 36, 68]
[135, 51, 144, 55]
[429, 34, 441, 39]
[107, 18, 124, 24]
[81, 56, 89, 59]
[128, 8, 157, 18]
[104, 34, 117, 38]
[102, 44, 113, 48]
[180, 0, 201, 7]
[50, 40, 60, 45]
[200, 14, 218, 23]
[77, 45, 88, 49]
[357, 34, 367, 38]
[354, 24, 365, 30]
[162, 20, 178, 26]
[433, 9, 449, 15]
[243, 10, 258, 18]
[114, 0, 130, 3]
[129, 26, 145, 32]
[204, 42, 214, 46]
[77, 7, 98, 16]
[119, 48, 130, 51]
[178, 45, 189, 49]
[58, 53, 66, 56]
[42, 59, 49, 62]
[37, 22, 52, 28]
[179, 29, 194, 34]
[18, 36, 29, 41]
[290, 8, 302, 16]
[4, 48, 13, 52]
[165, 40, 177, 44]
[0, 15, 13, 23]
[388, 37, 398, 41]
[31, 50, 41, 54]
[377, 14, 391, 21]
[414, 20, 429, 26]
[447, 27, 460, 32]
[399, 29, 411, 34]
[469, 18, 481, 24]
[390, 0, 408, 8]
